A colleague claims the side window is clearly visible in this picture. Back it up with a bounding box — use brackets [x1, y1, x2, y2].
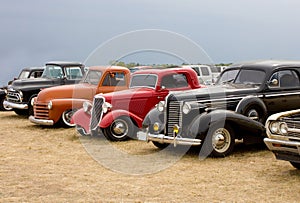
[200, 66, 210, 76]
[65, 67, 83, 79]
[161, 74, 188, 89]
[102, 72, 126, 86]
[269, 70, 300, 88]
[29, 71, 43, 78]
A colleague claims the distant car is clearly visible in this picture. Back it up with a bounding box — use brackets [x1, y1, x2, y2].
[138, 60, 300, 157]
[72, 67, 204, 141]
[4, 61, 85, 116]
[182, 64, 219, 85]
[129, 66, 153, 73]
[29, 66, 130, 127]
[0, 66, 45, 111]
[264, 109, 300, 169]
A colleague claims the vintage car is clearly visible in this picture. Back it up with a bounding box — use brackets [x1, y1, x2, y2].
[0, 66, 45, 111]
[29, 66, 130, 127]
[72, 67, 203, 141]
[138, 60, 300, 157]
[264, 109, 300, 169]
[4, 61, 85, 116]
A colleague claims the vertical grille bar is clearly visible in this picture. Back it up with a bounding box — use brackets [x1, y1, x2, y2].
[90, 97, 104, 130]
[166, 101, 182, 137]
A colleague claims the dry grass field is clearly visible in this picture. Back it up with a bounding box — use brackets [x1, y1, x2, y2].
[1, 111, 300, 202]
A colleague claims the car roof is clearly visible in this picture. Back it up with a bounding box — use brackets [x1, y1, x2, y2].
[229, 60, 300, 70]
[87, 65, 129, 72]
[22, 66, 45, 71]
[45, 61, 84, 67]
[131, 66, 195, 75]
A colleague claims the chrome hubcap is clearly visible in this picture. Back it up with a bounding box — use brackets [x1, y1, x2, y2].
[248, 109, 259, 121]
[212, 128, 231, 153]
[111, 119, 128, 138]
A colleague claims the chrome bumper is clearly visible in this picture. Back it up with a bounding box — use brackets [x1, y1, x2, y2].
[137, 131, 201, 146]
[264, 138, 300, 155]
[29, 116, 54, 126]
[3, 100, 28, 109]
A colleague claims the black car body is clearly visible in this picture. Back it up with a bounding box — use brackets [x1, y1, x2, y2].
[138, 60, 300, 157]
[0, 66, 45, 111]
[4, 61, 85, 115]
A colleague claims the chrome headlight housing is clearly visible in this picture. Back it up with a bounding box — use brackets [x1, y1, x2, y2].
[30, 97, 36, 106]
[47, 101, 52, 110]
[83, 101, 92, 114]
[269, 121, 288, 135]
[102, 102, 112, 113]
[157, 101, 165, 112]
[18, 90, 23, 98]
[182, 102, 191, 114]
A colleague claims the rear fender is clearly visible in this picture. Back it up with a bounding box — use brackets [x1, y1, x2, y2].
[100, 109, 143, 129]
[188, 109, 266, 141]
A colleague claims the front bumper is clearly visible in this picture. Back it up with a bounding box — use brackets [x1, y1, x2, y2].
[264, 138, 300, 162]
[29, 115, 54, 126]
[3, 100, 28, 109]
[137, 131, 201, 146]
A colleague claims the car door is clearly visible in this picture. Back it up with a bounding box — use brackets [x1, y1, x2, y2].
[264, 69, 300, 114]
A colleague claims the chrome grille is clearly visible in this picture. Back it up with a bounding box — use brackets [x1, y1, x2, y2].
[34, 102, 49, 119]
[7, 91, 21, 103]
[90, 97, 104, 130]
[284, 120, 300, 139]
[166, 101, 182, 137]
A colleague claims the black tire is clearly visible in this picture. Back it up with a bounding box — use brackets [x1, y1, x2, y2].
[102, 116, 137, 141]
[59, 109, 77, 128]
[243, 105, 266, 123]
[290, 161, 300, 169]
[152, 141, 169, 149]
[76, 125, 90, 136]
[202, 123, 235, 157]
[28, 104, 34, 116]
[13, 109, 28, 116]
[0, 97, 12, 111]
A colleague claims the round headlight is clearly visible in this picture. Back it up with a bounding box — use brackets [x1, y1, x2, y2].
[157, 101, 165, 112]
[83, 101, 92, 113]
[279, 122, 288, 135]
[269, 121, 279, 134]
[47, 101, 52, 110]
[102, 102, 112, 113]
[183, 102, 191, 114]
[30, 97, 35, 106]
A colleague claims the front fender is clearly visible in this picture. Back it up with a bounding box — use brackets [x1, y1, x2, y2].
[142, 108, 165, 132]
[99, 109, 143, 129]
[71, 108, 91, 133]
[188, 109, 266, 141]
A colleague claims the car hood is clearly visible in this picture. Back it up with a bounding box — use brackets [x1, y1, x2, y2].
[98, 88, 158, 102]
[37, 83, 96, 102]
[168, 84, 261, 102]
[10, 78, 61, 90]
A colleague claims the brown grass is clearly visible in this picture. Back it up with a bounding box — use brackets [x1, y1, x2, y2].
[1, 111, 300, 202]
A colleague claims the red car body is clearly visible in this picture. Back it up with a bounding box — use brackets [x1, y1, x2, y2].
[72, 67, 205, 141]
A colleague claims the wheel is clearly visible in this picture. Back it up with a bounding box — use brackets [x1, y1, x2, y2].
[60, 109, 77, 128]
[0, 98, 12, 111]
[76, 125, 90, 136]
[152, 141, 169, 149]
[243, 105, 266, 123]
[290, 161, 300, 169]
[13, 109, 28, 116]
[102, 116, 136, 141]
[202, 123, 235, 157]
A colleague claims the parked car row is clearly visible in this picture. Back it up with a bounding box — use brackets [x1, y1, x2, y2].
[2, 60, 300, 170]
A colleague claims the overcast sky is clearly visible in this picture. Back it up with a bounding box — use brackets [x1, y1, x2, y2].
[1, 0, 300, 85]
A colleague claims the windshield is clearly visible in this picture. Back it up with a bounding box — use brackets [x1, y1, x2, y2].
[216, 68, 265, 87]
[42, 66, 64, 79]
[130, 74, 157, 88]
[81, 70, 102, 85]
[18, 71, 30, 79]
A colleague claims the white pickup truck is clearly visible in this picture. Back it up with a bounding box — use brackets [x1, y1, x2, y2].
[182, 64, 219, 85]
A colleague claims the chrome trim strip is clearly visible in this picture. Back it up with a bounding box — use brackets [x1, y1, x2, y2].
[29, 116, 54, 126]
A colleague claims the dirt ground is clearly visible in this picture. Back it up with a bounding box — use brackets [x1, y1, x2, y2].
[1, 111, 300, 202]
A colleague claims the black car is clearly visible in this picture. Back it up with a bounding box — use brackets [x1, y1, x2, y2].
[138, 60, 300, 157]
[0, 66, 45, 111]
[4, 61, 85, 116]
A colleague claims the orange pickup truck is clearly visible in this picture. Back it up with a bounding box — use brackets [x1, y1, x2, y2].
[29, 66, 130, 127]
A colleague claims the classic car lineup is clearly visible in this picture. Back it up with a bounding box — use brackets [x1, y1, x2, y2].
[71, 67, 204, 141]
[1, 60, 300, 169]
[29, 66, 130, 127]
